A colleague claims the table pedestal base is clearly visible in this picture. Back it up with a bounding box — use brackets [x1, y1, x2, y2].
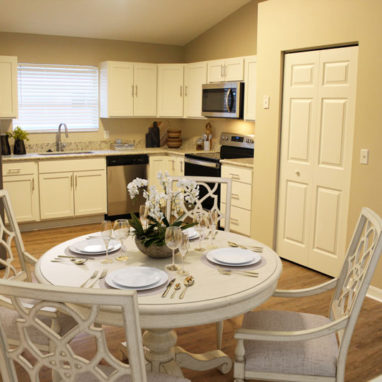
[120, 328, 232, 376]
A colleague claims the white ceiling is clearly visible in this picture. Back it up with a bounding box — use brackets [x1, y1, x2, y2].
[0, 0, 251, 46]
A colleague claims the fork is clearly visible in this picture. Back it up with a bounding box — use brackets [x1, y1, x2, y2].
[80, 270, 99, 288]
[87, 269, 108, 288]
[217, 267, 259, 277]
[228, 241, 263, 252]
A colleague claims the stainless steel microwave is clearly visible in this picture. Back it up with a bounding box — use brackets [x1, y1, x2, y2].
[202, 81, 244, 118]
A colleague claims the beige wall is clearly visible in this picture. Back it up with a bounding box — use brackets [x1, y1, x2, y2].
[254, 0, 382, 288]
[0, 32, 184, 145]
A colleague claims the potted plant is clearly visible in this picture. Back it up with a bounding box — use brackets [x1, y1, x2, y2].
[8, 126, 29, 155]
[127, 173, 198, 258]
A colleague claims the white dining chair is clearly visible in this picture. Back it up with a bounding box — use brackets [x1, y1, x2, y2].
[0, 278, 191, 382]
[0, 189, 75, 352]
[166, 176, 232, 350]
[234, 207, 382, 382]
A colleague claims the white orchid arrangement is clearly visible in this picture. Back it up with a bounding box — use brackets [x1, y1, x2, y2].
[127, 172, 199, 247]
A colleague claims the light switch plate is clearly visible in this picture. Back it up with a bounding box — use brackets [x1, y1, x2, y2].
[360, 148, 369, 164]
[263, 95, 270, 109]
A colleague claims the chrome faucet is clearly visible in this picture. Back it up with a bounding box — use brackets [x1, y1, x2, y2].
[56, 123, 69, 152]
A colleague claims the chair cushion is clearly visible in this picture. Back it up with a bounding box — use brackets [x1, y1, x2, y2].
[241, 310, 339, 377]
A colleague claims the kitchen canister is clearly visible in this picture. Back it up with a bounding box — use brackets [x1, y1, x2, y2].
[0, 134, 11, 155]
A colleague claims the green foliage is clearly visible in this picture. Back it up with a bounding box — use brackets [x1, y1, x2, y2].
[129, 212, 195, 248]
[8, 126, 29, 141]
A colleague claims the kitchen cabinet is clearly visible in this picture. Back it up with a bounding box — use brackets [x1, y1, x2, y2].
[244, 56, 256, 121]
[39, 158, 106, 219]
[99, 61, 157, 117]
[148, 155, 184, 189]
[157, 64, 184, 117]
[184, 62, 207, 118]
[207, 57, 244, 83]
[221, 163, 253, 236]
[0, 56, 18, 118]
[3, 161, 39, 222]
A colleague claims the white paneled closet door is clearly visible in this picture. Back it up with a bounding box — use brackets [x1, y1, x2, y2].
[276, 46, 358, 277]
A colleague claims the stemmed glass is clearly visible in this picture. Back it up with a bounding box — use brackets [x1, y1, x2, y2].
[139, 204, 149, 230]
[194, 212, 208, 252]
[113, 219, 130, 256]
[178, 233, 190, 275]
[208, 210, 219, 248]
[165, 226, 182, 271]
[101, 220, 113, 263]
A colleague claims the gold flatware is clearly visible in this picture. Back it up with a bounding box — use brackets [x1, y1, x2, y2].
[161, 278, 176, 298]
[80, 270, 99, 288]
[179, 276, 194, 299]
[217, 268, 258, 277]
[88, 269, 108, 288]
[228, 241, 263, 252]
[52, 258, 87, 265]
[170, 283, 181, 299]
[58, 255, 94, 260]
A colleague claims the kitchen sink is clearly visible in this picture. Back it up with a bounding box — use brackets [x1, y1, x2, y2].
[39, 151, 94, 156]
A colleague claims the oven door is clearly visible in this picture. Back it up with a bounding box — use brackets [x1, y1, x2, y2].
[184, 157, 221, 211]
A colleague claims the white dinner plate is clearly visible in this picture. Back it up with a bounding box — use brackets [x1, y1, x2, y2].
[69, 238, 121, 255]
[105, 268, 168, 290]
[206, 247, 261, 267]
[183, 227, 199, 240]
[111, 267, 162, 288]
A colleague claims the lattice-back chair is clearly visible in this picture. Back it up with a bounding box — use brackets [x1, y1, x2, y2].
[166, 176, 232, 231]
[0, 189, 37, 282]
[0, 279, 190, 382]
[234, 207, 382, 382]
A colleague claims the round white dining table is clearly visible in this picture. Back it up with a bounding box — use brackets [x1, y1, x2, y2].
[35, 230, 282, 376]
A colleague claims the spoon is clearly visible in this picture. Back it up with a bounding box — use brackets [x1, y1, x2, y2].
[71, 258, 88, 265]
[179, 276, 195, 299]
[228, 241, 263, 252]
[171, 283, 181, 299]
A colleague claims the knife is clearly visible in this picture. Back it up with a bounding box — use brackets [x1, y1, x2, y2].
[161, 278, 176, 298]
[58, 255, 95, 260]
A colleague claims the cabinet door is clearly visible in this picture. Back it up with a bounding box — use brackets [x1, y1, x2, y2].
[157, 64, 184, 117]
[148, 156, 166, 189]
[224, 57, 244, 81]
[100, 61, 134, 117]
[3, 174, 39, 222]
[244, 56, 256, 120]
[74, 170, 106, 216]
[133, 63, 157, 116]
[207, 59, 224, 83]
[39, 172, 74, 219]
[184, 62, 207, 118]
[0, 56, 18, 118]
[172, 157, 184, 176]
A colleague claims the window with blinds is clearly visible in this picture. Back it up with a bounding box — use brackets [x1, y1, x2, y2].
[15, 63, 99, 132]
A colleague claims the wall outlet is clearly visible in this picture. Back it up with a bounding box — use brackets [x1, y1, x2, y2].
[360, 148, 369, 165]
[263, 95, 270, 109]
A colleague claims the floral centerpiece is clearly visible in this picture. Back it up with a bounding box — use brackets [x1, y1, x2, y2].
[127, 172, 199, 258]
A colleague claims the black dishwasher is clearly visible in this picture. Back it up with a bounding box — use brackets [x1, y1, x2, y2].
[105, 154, 148, 220]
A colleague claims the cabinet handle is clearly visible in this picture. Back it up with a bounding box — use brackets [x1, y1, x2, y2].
[295, 170, 301, 176]
[231, 218, 239, 225]
[221, 64, 224, 78]
[185, 86, 188, 96]
[135, 85, 138, 97]
[8, 169, 20, 174]
[32, 178, 35, 191]
[232, 193, 239, 200]
[71, 174, 73, 188]
[132, 85, 134, 97]
[229, 173, 240, 180]
[180, 85, 183, 97]
[75, 175, 78, 188]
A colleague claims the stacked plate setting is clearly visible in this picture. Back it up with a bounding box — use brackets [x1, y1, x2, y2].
[206, 247, 261, 267]
[105, 267, 169, 290]
[183, 227, 199, 240]
[69, 238, 121, 256]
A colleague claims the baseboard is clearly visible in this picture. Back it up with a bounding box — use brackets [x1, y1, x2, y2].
[19, 215, 103, 232]
[367, 285, 382, 303]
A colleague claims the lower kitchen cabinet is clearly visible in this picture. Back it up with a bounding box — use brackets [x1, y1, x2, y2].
[39, 158, 106, 220]
[148, 155, 184, 189]
[221, 163, 253, 236]
[3, 161, 40, 222]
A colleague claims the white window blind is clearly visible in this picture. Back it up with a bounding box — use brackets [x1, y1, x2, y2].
[15, 63, 99, 132]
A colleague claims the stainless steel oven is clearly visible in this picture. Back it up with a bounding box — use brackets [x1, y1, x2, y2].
[202, 82, 244, 119]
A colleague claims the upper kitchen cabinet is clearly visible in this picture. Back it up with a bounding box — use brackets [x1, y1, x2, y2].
[207, 57, 244, 83]
[0, 56, 18, 119]
[100, 61, 157, 118]
[184, 62, 207, 118]
[157, 64, 184, 117]
[244, 55, 256, 121]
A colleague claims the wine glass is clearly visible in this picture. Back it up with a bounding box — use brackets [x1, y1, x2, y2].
[194, 212, 208, 252]
[101, 220, 113, 263]
[178, 233, 190, 275]
[139, 204, 149, 230]
[165, 226, 182, 271]
[208, 210, 219, 248]
[113, 219, 130, 255]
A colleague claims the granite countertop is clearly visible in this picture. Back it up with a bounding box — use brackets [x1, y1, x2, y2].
[220, 157, 254, 168]
[2, 147, 219, 162]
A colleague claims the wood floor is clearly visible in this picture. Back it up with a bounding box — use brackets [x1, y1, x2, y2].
[11, 224, 382, 381]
